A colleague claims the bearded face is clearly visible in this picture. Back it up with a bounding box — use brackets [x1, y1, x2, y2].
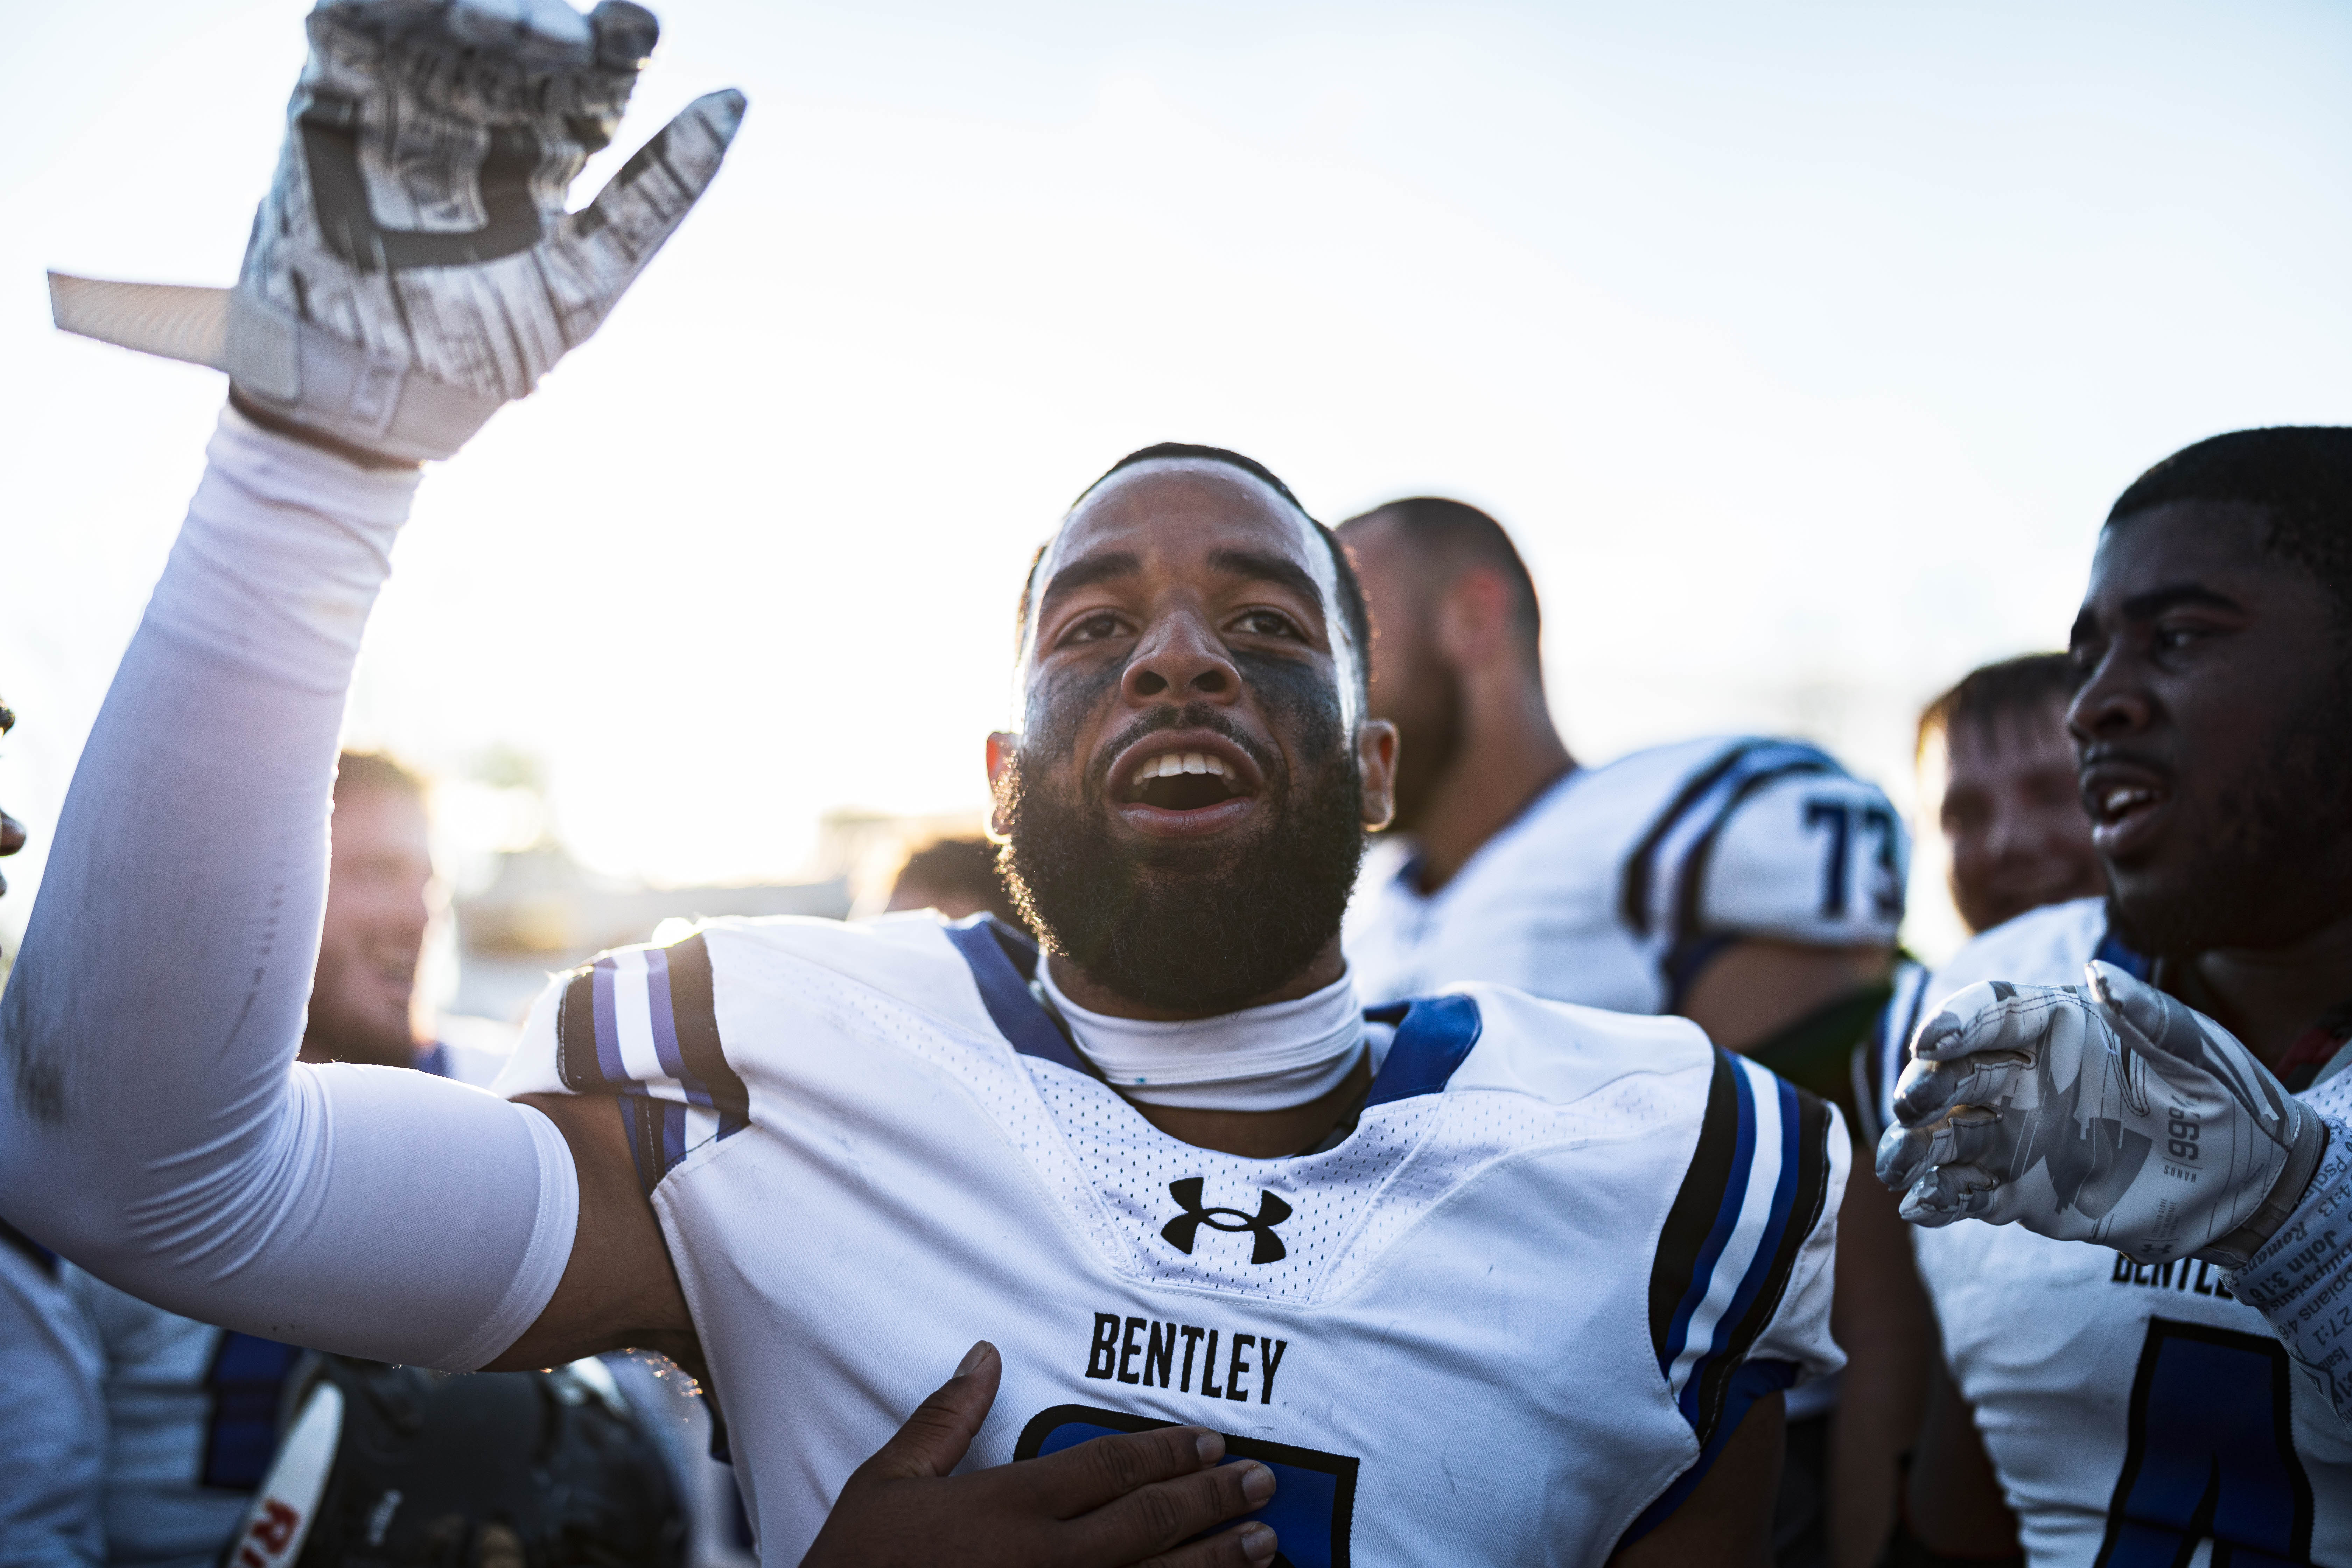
[989, 457, 1394, 1016]
[1000, 698, 1367, 1014]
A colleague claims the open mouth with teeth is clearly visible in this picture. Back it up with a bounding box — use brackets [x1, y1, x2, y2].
[1124, 750, 1245, 810]
[2093, 784, 2163, 828]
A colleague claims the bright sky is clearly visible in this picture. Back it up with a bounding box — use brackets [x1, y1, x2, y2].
[5, 0, 2350, 964]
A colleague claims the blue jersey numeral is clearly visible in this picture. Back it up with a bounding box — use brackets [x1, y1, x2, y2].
[1017, 1405, 1357, 1568]
[2096, 1318, 2314, 1565]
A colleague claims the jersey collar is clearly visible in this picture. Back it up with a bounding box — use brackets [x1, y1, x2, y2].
[941, 914, 1483, 1108]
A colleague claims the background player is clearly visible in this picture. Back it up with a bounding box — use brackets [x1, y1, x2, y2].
[886, 833, 1029, 929]
[1338, 497, 1904, 1101]
[1336, 496, 1903, 1566]
[1842, 652, 2107, 1566]
[1914, 655, 2106, 941]
[2, 6, 1843, 1560]
[0, 694, 113, 1568]
[1878, 429, 2352, 1564]
[1, 749, 689, 1567]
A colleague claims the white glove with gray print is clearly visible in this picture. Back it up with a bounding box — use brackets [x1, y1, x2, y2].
[1877, 960, 2329, 1268]
[49, 0, 743, 461]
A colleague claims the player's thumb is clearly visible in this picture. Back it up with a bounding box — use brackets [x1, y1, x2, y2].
[2086, 960, 2200, 1065]
[857, 1342, 1003, 1483]
[568, 88, 748, 264]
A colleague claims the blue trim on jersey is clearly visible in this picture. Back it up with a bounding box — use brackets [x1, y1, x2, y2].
[1619, 1357, 1800, 1545]
[589, 960, 638, 1090]
[943, 916, 1094, 1075]
[1659, 1059, 1760, 1393]
[1621, 738, 1841, 942]
[2094, 927, 2152, 982]
[1362, 995, 1484, 1107]
[200, 1332, 301, 1491]
[556, 935, 749, 1195]
[644, 946, 718, 1111]
[1681, 1073, 1803, 1427]
[1857, 961, 1931, 1146]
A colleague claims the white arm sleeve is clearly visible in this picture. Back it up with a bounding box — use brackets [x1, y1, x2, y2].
[0, 408, 574, 1371]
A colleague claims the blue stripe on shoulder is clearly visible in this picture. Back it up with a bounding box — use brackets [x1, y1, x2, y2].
[1660, 1055, 1759, 1384]
[1362, 994, 1484, 1107]
[943, 916, 1093, 1074]
[2093, 927, 2152, 982]
[1682, 1073, 1802, 1426]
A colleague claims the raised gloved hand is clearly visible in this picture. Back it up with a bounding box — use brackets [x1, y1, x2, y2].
[49, 0, 743, 462]
[1877, 960, 2329, 1267]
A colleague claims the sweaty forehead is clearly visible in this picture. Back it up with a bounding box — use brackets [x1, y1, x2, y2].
[1040, 461, 1335, 600]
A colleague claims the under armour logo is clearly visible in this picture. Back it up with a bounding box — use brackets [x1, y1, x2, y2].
[1161, 1178, 1292, 1265]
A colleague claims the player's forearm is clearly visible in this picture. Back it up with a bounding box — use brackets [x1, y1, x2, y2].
[2229, 1117, 2352, 1429]
[0, 412, 574, 1368]
[1, 405, 410, 1183]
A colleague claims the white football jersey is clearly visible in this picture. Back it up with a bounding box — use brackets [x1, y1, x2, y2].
[1902, 899, 2352, 1567]
[1345, 736, 1907, 1015]
[0, 1226, 107, 1565]
[497, 913, 1849, 1565]
[52, 1269, 298, 1568]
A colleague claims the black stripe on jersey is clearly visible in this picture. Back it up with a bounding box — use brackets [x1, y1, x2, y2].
[1689, 1083, 1833, 1448]
[1664, 758, 1834, 948]
[619, 1097, 668, 1200]
[555, 962, 601, 1093]
[1648, 1050, 1742, 1371]
[1621, 743, 1757, 937]
[665, 933, 749, 1127]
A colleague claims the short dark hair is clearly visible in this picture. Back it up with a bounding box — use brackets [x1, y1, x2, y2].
[334, 750, 427, 804]
[1017, 444, 1373, 699]
[1337, 496, 1542, 649]
[2108, 427, 2352, 622]
[1917, 653, 2077, 760]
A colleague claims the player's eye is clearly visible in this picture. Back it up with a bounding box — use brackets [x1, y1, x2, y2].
[1229, 609, 1304, 640]
[1058, 610, 1129, 646]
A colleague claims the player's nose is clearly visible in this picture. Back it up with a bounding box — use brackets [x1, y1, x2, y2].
[0, 809, 23, 858]
[2066, 653, 2151, 743]
[1122, 609, 1241, 706]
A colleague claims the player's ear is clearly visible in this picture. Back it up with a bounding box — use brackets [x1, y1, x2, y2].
[985, 732, 1017, 841]
[1358, 719, 1398, 832]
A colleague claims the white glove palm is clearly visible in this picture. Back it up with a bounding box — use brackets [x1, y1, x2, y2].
[1877, 961, 2327, 1267]
[49, 0, 743, 461]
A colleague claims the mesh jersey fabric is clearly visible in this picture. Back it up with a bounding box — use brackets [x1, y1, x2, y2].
[1344, 735, 1907, 1015]
[494, 912, 1847, 1564]
[1908, 898, 2352, 1567]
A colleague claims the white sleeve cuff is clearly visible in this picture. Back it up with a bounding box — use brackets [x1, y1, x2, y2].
[444, 1102, 581, 1372]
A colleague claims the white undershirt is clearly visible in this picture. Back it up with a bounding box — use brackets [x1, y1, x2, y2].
[1035, 962, 1385, 1111]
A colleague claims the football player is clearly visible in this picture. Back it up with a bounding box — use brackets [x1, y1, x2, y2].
[1336, 497, 1905, 1566]
[1877, 429, 2352, 1564]
[1844, 653, 2107, 1566]
[1337, 498, 1905, 1100]
[0, 695, 114, 1567]
[1, 5, 1848, 1563]
[1, 748, 686, 1568]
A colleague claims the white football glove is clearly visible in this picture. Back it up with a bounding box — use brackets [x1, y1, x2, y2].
[49, 0, 744, 462]
[1877, 960, 2329, 1267]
